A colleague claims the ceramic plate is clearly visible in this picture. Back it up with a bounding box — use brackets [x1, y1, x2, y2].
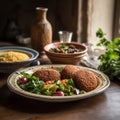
[7, 65, 110, 102]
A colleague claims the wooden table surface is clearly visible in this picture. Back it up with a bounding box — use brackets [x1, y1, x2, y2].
[0, 65, 120, 120]
[0, 42, 120, 120]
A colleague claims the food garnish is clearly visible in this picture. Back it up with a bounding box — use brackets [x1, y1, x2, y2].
[18, 72, 86, 96]
[96, 28, 120, 80]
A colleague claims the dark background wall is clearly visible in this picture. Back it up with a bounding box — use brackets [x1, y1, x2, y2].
[0, 0, 78, 43]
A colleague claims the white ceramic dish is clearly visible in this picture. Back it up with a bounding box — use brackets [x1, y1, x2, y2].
[0, 46, 39, 73]
[7, 65, 110, 102]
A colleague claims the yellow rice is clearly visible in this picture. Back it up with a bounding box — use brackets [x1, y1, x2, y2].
[0, 51, 30, 62]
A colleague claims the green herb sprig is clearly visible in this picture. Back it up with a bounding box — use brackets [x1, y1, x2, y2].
[96, 28, 120, 80]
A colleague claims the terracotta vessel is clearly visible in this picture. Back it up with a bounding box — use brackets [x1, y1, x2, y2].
[44, 42, 87, 65]
[31, 7, 52, 55]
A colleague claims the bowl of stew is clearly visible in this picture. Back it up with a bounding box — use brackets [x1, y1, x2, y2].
[44, 42, 87, 65]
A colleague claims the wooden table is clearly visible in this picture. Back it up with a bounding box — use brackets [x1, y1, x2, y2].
[0, 63, 120, 120]
[0, 42, 120, 120]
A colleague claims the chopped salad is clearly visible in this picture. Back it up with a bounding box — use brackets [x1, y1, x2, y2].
[17, 72, 86, 96]
[49, 44, 82, 54]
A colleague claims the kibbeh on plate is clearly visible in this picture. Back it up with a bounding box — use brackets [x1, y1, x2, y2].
[73, 69, 99, 92]
[32, 68, 61, 82]
[61, 65, 79, 79]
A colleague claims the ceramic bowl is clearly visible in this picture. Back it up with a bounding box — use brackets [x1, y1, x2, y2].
[0, 46, 39, 73]
[44, 42, 87, 65]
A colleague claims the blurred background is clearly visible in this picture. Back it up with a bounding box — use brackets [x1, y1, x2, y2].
[0, 0, 119, 46]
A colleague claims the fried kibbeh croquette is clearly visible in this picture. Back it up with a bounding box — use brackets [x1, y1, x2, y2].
[73, 69, 99, 92]
[61, 65, 79, 79]
[33, 68, 61, 82]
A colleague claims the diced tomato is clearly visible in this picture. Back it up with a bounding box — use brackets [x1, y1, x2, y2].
[61, 79, 68, 87]
[61, 79, 66, 84]
[45, 80, 54, 85]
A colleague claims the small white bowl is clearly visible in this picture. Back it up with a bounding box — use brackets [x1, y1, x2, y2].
[0, 46, 39, 73]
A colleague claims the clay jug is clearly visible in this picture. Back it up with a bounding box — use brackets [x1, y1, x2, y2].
[31, 7, 52, 55]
